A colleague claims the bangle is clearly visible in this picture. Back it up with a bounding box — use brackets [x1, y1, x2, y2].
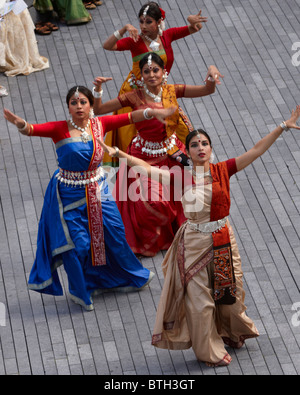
[143, 108, 153, 120]
[112, 146, 119, 157]
[18, 120, 27, 132]
[280, 121, 289, 132]
[92, 87, 103, 99]
[114, 30, 122, 40]
[207, 76, 215, 82]
[28, 124, 34, 136]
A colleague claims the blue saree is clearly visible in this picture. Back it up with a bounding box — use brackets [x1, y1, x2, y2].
[28, 118, 152, 310]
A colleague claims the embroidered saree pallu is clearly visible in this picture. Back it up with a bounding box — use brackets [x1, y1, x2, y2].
[210, 161, 237, 305]
[86, 118, 106, 267]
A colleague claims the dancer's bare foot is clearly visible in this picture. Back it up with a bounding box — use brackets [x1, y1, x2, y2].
[205, 353, 232, 367]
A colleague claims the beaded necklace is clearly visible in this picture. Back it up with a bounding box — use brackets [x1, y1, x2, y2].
[145, 87, 163, 103]
[69, 118, 90, 143]
[142, 33, 160, 51]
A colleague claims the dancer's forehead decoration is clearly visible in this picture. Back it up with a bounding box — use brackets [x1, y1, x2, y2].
[143, 5, 150, 18]
[147, 54, 153, 69]
[74, 87, 80, 99]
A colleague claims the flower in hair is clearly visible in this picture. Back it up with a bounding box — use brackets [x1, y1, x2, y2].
[159, 8, 166, 20]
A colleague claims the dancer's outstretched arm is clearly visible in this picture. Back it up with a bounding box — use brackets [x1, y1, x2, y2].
[236, 106, 300, 172]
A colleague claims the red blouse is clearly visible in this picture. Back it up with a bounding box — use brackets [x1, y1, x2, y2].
[116, 26, 191, 73]
[30, 113, 132, 144]
[172, 159, 238, 189]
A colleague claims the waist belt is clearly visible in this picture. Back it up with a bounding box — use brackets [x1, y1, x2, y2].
[132, 133, 177, 157]
[188, 217, 228, 234]
[56, 167, 105, 187]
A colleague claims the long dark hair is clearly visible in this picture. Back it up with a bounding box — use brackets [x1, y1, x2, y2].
[66, 86, 94, 106]
[138, 2, 162, 21]
[186, 129, 212, 153]
[139, 52, 165, 71]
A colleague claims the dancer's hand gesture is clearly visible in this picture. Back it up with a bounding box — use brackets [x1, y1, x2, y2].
[93, 77, 113, 91]
[187, 10, 208, 31]
[125, 24, 139, 42]
[285, 105, 300, 130]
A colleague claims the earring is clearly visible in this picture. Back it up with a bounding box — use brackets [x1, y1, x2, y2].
[158, 20, 165, 36]
[162, 71, 168, 85]
[89, 109, 95, 119]
[209, 152, 215, 163]
[158, 24, 163, 36]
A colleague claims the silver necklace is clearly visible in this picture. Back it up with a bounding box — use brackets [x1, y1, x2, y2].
[69, 118, 90, 143]
[192, 169, 211, 178]
[142, 34, 160, 51]
[145, 86, 162, 103]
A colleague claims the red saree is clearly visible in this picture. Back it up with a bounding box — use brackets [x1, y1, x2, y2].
[114, 85, 191, 256]
[86, 117, 106, 266]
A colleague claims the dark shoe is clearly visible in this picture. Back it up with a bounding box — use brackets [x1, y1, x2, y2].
[35, 25, 52, 35]
[84, 2, 96, 9]
[44, 22, 59, 31]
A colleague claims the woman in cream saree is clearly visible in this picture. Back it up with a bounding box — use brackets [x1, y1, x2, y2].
[0, 7, 49, 76]
[98, 105, 300, 365]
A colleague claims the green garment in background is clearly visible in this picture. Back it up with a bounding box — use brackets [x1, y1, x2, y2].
[33, 0, 91, 25]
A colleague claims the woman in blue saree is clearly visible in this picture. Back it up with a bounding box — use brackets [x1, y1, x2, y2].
[4, 86, 176, 311]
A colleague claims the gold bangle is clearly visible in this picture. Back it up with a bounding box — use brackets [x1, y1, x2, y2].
[28, 124, 33, 136]
[128, 112, 133, 124]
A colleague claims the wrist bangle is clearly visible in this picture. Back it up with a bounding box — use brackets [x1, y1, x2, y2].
[112, 146, 119, 157]
[143, 108, 153, 120]
[92, 87, 103, 99]
[18, 120, 27, 132]
[207, 76, 215, 82]
[114, 30, 122, 40]
[280, 121, 289, 132]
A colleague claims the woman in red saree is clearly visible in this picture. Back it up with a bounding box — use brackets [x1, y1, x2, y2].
[101, 2, 208, 166]
[98, 105, 300, 365]
[94, 53, 223, 256]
